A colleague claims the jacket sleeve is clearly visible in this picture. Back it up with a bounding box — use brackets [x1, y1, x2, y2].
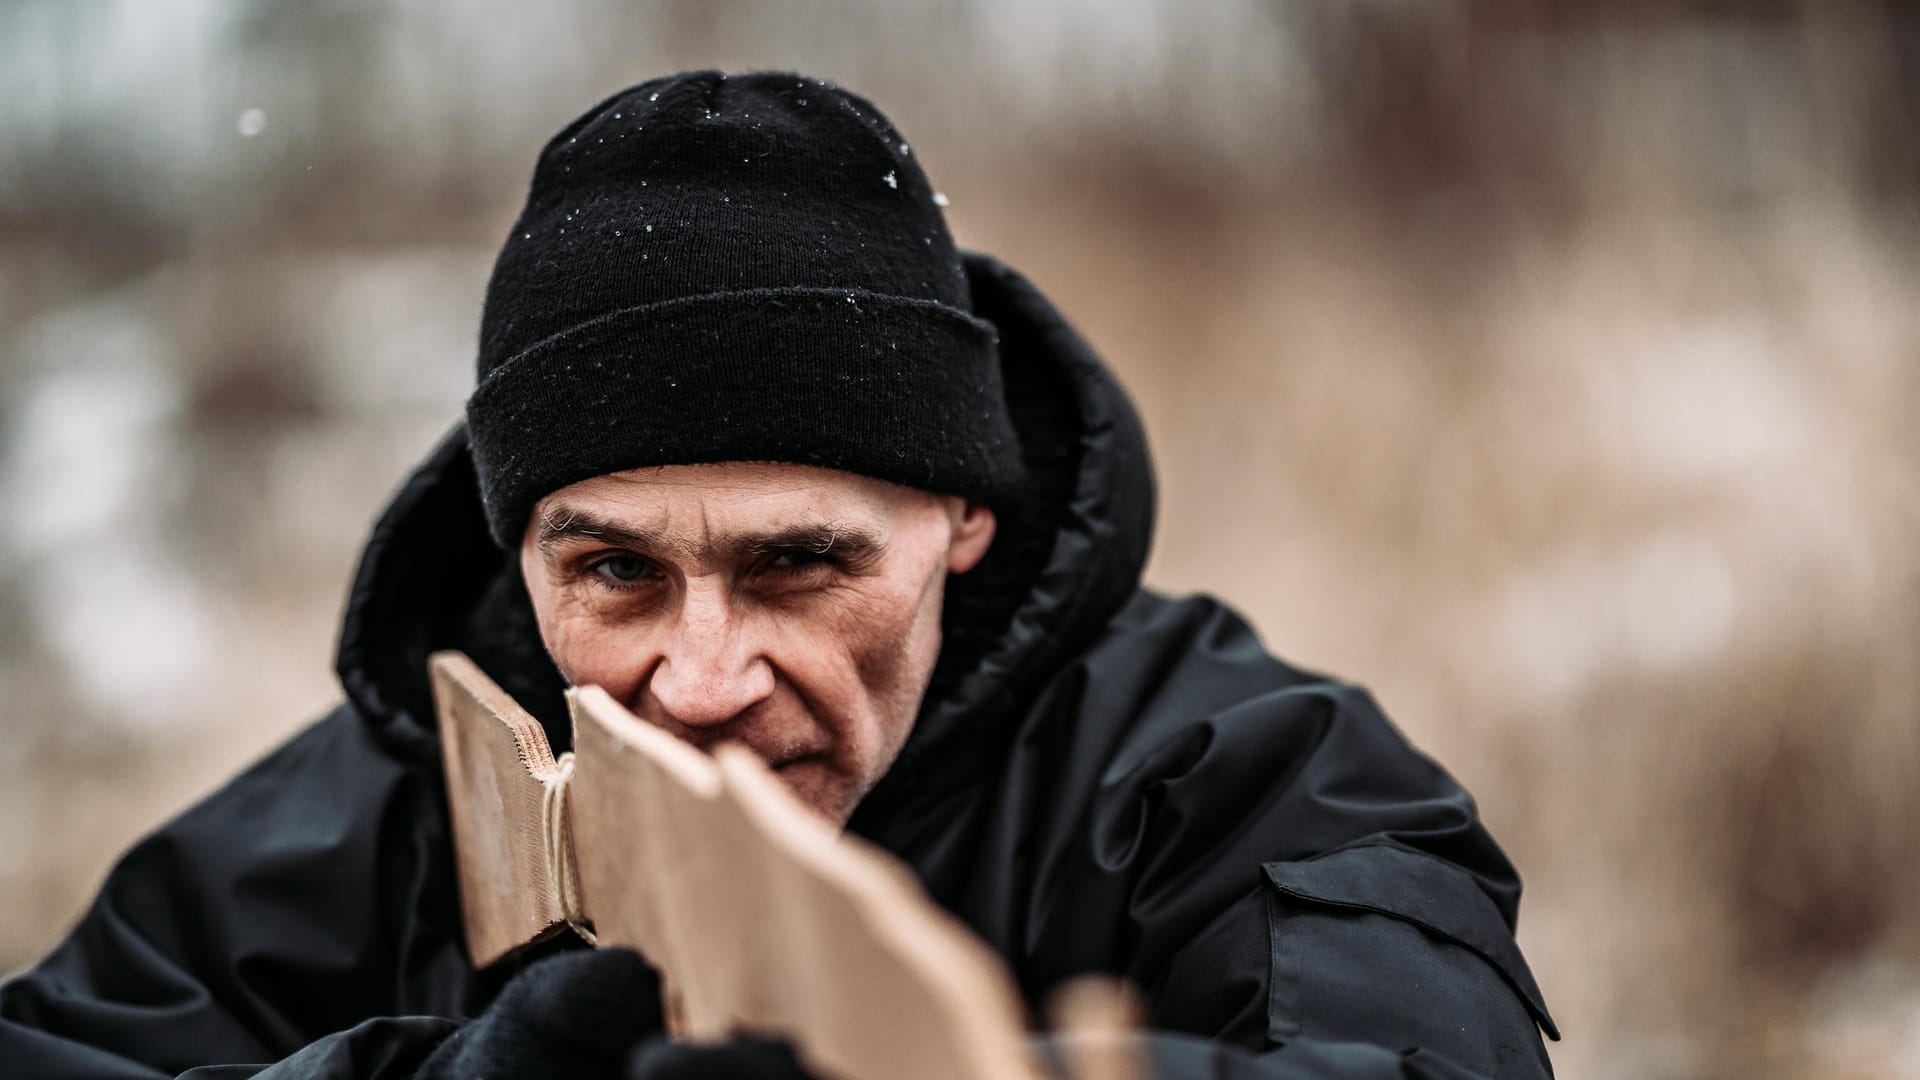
[0, 709, 473, 1079]
[1037, 594, 1559, 1078]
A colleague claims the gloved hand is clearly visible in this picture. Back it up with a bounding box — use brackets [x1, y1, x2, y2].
[417, 946, 664, 1080]
[626, 1035, 814, 1079]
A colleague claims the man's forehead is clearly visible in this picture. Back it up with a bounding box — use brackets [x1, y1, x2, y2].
[527, 462, 906, 555]
[543, 462, 900, 514]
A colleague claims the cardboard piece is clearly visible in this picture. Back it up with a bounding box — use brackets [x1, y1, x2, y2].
[428, 651, 1046, 1080]
[430, 651, 567, 967]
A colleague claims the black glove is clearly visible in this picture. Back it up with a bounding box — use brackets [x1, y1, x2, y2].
[626, 1035, 813, 1079]
[418, 947, 664, 1080]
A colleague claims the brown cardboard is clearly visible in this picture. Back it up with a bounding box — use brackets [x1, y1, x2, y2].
[429, 651, 1049, 1080]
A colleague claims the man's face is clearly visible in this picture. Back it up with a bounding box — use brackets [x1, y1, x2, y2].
[519, 462, 995, 825]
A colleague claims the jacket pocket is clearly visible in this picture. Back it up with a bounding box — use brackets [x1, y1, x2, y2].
[1263, 842, 1558, 1065]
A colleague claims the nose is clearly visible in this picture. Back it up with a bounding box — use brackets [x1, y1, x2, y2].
[644, 583, 775, 732]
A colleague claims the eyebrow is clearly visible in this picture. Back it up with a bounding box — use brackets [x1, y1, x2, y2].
[534, 506, 666, 555]
[534, 505, 885, 566]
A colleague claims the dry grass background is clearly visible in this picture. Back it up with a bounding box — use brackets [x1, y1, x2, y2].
[2, 4, 1917, 1077]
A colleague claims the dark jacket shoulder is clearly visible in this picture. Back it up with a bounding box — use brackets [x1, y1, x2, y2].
[942, 589, 1556, 1076]
[0, 708, 472, 1077]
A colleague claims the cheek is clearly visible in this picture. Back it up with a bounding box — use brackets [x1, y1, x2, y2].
[811, 571, 947, 739]
[814, 581, 930, 689]
[530, 590, 658, 701]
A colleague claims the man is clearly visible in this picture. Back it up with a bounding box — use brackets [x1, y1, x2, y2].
[1, 71, 1556, 1078]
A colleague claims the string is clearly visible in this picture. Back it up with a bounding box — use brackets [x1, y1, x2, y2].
[542, 752, 598, 945]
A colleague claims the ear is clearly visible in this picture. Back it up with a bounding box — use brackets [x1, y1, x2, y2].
[946, 500, 997, 574]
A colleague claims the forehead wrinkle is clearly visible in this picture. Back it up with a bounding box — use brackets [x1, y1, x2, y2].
[537, 500, 887, 566]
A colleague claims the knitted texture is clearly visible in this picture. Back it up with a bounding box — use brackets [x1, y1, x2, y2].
[468, 70, 1025, 547]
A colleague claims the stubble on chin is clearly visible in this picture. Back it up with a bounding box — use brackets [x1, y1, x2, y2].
[772, 756, 864, 826]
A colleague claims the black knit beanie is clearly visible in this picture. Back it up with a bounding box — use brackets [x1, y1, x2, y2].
[467, 70, 1025, 548]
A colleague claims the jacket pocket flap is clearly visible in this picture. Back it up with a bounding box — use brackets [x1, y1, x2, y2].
[1264, 843, 1559, 1040]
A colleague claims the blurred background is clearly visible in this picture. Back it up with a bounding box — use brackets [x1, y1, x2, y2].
[3, 2, 1917, 1076]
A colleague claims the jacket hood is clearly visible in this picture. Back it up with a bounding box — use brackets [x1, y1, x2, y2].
[334, 251, 1157, 800]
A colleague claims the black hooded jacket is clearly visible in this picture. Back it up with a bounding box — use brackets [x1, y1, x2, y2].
[1, 255, 1557, 1078]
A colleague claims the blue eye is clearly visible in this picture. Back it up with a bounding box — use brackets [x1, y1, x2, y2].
[594, 555, 650, 583]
